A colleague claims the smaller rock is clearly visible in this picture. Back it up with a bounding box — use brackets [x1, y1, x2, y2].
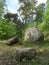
[6, 37, 19, 45]
[13, 48, 37, 62]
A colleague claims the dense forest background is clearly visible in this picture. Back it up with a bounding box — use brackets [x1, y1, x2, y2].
[0, 0, 48, 40]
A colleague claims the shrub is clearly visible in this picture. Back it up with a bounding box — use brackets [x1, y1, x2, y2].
[0, 19, 22, 40]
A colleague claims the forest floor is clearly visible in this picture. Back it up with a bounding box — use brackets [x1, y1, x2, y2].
[0, 40, 49, 65]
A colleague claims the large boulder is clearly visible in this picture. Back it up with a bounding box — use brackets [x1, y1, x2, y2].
[24, 27, 44, 42]
[6, 37, 19, 45]
[13, 48, 37, 62]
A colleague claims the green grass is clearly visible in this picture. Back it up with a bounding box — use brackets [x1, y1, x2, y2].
[0, 40, 49, 65]
[22, 40, 49, 50]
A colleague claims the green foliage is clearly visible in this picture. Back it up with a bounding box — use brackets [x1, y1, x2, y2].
[38, 0, 49, 37]
[25, 23, 34, 31]
[0, 0, 22, 40]
[4, 13, 18, 22]
[4, 13, 24, 35]
[18, 0, 37, 24]
[0, 19, 17, 39]
[38, 20, 49, 37]
[35, 3, 45, 23]
[0, 0, 5, 14]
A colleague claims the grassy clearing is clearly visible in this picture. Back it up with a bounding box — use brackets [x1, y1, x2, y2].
[0, 40, 49, 65]
[22, 40, 49, 50]
[0, 40, 49, 56]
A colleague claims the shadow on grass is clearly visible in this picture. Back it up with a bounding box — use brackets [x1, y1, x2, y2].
[22, 40, 49, 49]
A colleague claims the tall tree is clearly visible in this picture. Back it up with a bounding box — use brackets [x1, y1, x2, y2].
[0, 0, 6, 24]
[38, 0, 49, 36]
[0, 0, 21, 39]
[35, 3, 45, 23]
[4, 13, 18, 22]
[4, 13, 24, 30]
[0, 0, 5, 15]
[43, 0, 49, 31]
[18, 0, 37, 24]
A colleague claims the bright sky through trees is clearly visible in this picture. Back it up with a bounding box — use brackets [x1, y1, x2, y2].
[6, 0, 47, 13]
